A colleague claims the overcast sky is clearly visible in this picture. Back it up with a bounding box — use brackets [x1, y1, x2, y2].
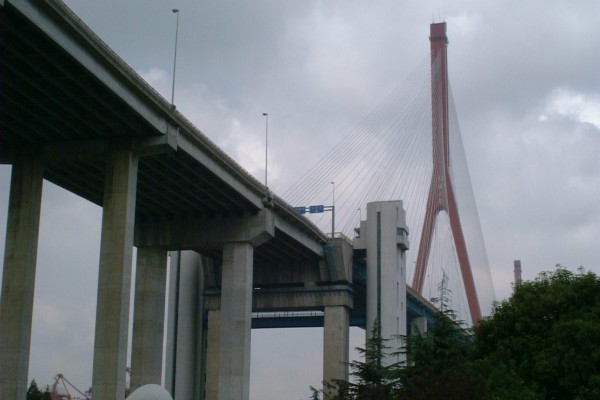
[1, 0, 599, 398]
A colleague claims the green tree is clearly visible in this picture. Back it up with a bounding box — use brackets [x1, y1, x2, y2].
[396, 274, 485, 399]
[314, 273, 486, 399]
[42, 386, 52, 400]
[26, 380, 42, 400]
[473, 267, 600, 400]
[320, 319, 402, 400]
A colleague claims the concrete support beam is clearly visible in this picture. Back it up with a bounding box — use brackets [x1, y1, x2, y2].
[323, 305, 349, 398]
[134, 210, 274, 250]
[273, 213, 324, 257]
[204, 285, 353, 312]
[218, 242, 253, 400]
[131, 247, 168, 390]
[0, 158, 43, 400]
[163, 251, 203, 400]
[205, 310, 221, 400]
[40, 129, 178, 164]
[92, 150, 138, 400]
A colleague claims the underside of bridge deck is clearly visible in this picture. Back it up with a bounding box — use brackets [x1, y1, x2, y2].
[0, 1, 326, 255]
[0, 2, 328, 399]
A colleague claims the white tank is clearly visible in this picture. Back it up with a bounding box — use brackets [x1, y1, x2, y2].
[126, 384, 173, 400]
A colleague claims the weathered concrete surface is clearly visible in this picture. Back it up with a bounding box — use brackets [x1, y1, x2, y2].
[205, 310, 221, 400]
[92, 150, 138, 400]
[163, 251, 204, 399]
[131, 247, 168, 390]
[323, 305, 350, 398]
[355, 200, 409, 365]
[135, 210, 274, 250]
[0, 158, 43, 400]
[218, 242, 253, 400]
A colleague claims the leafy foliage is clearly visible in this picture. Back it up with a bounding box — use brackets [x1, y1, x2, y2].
[311, 267, 600, 400]
[324, 319, 402, 399]
[321, 313, 482, 398]
[396, 293, 485, 399]
[473, 267, 600, 400]
[395, 273, 479, 398]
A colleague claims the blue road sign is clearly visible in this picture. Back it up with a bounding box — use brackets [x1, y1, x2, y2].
[309, 205, 325, 213]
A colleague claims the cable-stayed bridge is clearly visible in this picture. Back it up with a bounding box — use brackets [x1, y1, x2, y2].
[285, 23, 495, 326]
[0, 1, 493, 400]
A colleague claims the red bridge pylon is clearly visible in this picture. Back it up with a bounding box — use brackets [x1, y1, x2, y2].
[412, 22, 482, 324]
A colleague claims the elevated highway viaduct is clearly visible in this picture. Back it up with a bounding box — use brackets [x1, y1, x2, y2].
[0, 2, 438, 399]
[0, 1, 327, 399]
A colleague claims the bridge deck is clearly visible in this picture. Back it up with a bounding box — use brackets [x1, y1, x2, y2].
[0, 0, 326, 261]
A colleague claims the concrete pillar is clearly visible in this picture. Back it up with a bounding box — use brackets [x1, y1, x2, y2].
[363, 201, 408, 365]
[205, 309, 221, 400]
[169, 251, 203, 399]
[92, 149, 138, 400]
[218, 242, 253, 400]
[164, 251, 179, 395]
[0, 158, 43, 400]
[323, 305, 349, 398]
[131, 247, 168, 390]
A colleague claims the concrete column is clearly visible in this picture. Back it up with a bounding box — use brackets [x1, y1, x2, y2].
[323, 305, 349, 398]
[0, 158, 43, 400]
[177, 251, 203, 399]
[364, 201, 408, 365]
[164, 251, 179, 395]
[205, 309, 221, 400]
[164, 251, 206, 400]
[218, 242, 253, 400]
[92, 149, 138, 400]
[131, 247, 168, 390]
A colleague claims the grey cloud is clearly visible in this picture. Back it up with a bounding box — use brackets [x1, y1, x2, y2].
[2, 0, 600, 397]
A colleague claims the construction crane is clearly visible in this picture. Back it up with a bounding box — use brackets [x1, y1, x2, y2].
[50, 373, 91, 400]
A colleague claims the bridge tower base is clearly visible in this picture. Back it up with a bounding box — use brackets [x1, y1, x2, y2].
[354, 200, 409, 364]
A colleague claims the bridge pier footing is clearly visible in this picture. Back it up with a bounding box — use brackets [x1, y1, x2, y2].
[0, 157, 43, 400]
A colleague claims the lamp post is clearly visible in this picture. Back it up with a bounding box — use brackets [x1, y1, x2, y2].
[170, 11, 180, 394]
[171, 9, 180, 106]
[331, 181, 335, 238]
[262, 113, 269, 188]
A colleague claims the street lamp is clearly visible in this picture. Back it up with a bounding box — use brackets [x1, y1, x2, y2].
[171, 9, 180, 106]
[331, 181, 335, 238]
[262, 113, 269, 188]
